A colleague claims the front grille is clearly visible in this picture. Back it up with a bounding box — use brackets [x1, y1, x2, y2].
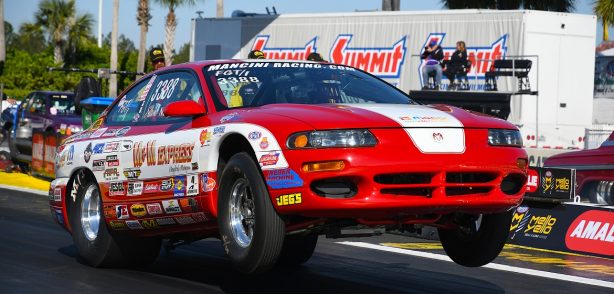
[375, 170, 500, 197]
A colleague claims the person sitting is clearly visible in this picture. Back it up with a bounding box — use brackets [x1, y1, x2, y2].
[443, 41, 468, 90]
[421, 40, 444, 90]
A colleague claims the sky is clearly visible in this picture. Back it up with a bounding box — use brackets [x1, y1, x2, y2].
[5, 0, 610, 52]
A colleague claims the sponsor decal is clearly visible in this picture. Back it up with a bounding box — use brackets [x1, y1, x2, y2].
[130, 204, 147, 217]
[565, 210, 614, 256]
[127, 181, 143, 196]
[109, 181, 125, 196]
[156, 217, 176, 226]
[125, 220, 144, 229]
[400, 116, 448, 122]
[116, 205, 129, 219]
[259, 152, 280, 166]
[53, 187, 62, 202]
[251, 35, 316, 60]
[169, 164, 192, 174]
[276, 193, 302, 206]
[115, 126, 130, 136]
[93, 143, 105, 154]
[191, 162, 199, 171]
[192, 212, 207, 223]
[160, 178, 174, 192]
[104, 168, 120, 181]
[103, 129, 118, 137]
[90, 117, 103, 130]
[175, 215, 196, 225]
[92, 159, 105, 171]
[123, 168, 141, 180]
[120, 140, 133, 152]
[265, 168, 304, 189]
[54, 209, 63, 225]
[138, 75, 157, 101]
[106, 154, 119, 167]
[144, 182, 160, 194]
[67, 145, 74, 164]
[526, 168, 539, 193]
[510, 206, 558, 241]
[186, 174, 199, 196]
[432, 133, 443, 143]
[104, 141, 120, 153]
[200, 130, 211, 146]
[133, 141, 195, 167]
[90, 127, 107, 138]
[109, 220, 127, 230]
[104, 205, 116, 219]
[260, 137, 269, 149]
[330, 34, 406, 78]
[179, 198, 200, 213]
[220, 112, 239, 123]
[542, 170, 571, 195]
[146, 203, 163, 215]
[173, 176, 186, 197]
[201, 174, 217, 193]
[213, 126, 226, 136]
[418, 33, 507, 87]
[141, 219, 159, 229]
[84, 143, 93, 163]
[248, 131, 262, 140]
[162, 199, 182, 214]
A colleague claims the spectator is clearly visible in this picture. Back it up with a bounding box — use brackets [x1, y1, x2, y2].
[443, 41, 468, 90]
[248, 50, 265, 59]
[150, 47, 166, 71]
[307, 52, 326, 62]
[421, 40, 444, 90]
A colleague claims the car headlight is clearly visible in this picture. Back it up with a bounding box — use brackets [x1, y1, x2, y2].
[287, 129, 377, 149]
[488, 129, 522, 147]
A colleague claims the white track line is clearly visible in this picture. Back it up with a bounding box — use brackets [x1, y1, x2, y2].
[0, 184, 48, 196]
[338, 241, 614, 289]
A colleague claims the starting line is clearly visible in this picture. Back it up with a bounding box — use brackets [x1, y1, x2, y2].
[337, 241, 614, 289]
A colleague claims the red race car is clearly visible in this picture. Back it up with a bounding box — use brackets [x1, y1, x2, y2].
[544, 131, 614, 205]
[49, 60, 527, 273]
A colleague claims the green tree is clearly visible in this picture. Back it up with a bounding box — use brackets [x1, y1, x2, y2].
[594, 0, 614, 41]
[34, 0, 93, 64]
[155, 0, 201, 65]
[441, 0, 576, 12]
[15, 23, 47, 55]
[173, 42, 190, 64]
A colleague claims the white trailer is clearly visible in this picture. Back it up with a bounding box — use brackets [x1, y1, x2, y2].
[190, 9, 596, 151]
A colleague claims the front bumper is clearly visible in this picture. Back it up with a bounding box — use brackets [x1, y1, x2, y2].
[269, 128, 527, 219]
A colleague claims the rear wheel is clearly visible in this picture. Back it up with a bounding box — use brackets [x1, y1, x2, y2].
[218, 152, 285, 274]
[277, 232, 318, 266]
[438, 211, 512, 267]
[70, 179, 160, 267]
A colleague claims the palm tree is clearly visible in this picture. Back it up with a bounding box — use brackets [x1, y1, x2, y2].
[66, 14, 93, 65]
[441, 0, 576, 12]
[594, 0, 614, 41]
[109, 0, 119, 97]
[34, 0, 93, 64]
[136, 0, 151, 74]
[156, 0, 200, 66]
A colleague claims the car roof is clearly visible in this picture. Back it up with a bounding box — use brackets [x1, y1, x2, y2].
[152, 59, 329, 72]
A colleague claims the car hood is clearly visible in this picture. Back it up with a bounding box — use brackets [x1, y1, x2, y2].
[545, 145, 614, 167]
[253, 103, 516, 130]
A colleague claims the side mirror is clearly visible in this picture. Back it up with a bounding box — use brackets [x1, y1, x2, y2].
[163, 100, 206, 117]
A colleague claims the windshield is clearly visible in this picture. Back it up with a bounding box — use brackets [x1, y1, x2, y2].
[204, 61, 414, 110]
[50, 96, 76, 115]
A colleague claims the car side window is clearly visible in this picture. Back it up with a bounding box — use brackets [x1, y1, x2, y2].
[106, 77, 154, 124]
[137, 71, 202, 123]
[31, 94, 46, 114]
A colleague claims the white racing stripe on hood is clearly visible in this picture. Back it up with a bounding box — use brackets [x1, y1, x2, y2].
[346, 104, 465, 154]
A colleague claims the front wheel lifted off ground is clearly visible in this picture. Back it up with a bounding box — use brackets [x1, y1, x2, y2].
[218, 152, 285, 274]
[70, 178, 161, 267]
[438, 211, 512, 267]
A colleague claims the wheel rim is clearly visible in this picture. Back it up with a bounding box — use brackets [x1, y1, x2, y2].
[81, 184, 101, 241]
[229, 178, 255, 248]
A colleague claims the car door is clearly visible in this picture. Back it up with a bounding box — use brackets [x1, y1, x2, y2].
[103, 70, 208, 206]
[25, 92, 46, 131]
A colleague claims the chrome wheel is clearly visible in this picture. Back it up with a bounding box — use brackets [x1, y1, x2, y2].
[229, 178, 255, 248]
[81, 184, 101, 241]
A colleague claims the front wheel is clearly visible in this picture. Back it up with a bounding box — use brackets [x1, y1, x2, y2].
[277, 232, 318, 266]
[70, 179, 160, 267]
[438, 211, 512, 267]
[218, 152, 285, 274]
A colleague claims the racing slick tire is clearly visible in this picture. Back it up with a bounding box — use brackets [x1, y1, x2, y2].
[70, 179, 161, 268]
[277, 232, 318, 266]
[218, 152, 285, 274]
[437, 211, 512, 267]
